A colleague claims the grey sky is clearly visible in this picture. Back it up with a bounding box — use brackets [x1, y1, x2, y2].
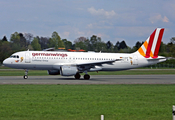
[0, 0, 175, 47]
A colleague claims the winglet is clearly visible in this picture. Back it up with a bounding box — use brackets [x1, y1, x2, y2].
[137, 28, 164, 58]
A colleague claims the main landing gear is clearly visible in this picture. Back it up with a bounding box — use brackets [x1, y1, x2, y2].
[84, 74, 90, 80]
[84, 71, 90, 80]
[74, 72, 90, 80]
[74, 73, 81, 79]
[23, 69, 28, 79]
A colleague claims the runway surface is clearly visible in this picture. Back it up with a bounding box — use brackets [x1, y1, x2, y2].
[0, 75, 175, 84]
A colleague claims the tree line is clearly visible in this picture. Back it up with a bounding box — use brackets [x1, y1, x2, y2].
[0, 31, 175, 63]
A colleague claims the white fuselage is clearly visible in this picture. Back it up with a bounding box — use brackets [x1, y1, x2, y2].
[3, 51, 166, 71]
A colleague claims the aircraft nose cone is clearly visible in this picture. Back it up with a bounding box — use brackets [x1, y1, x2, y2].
[3, 59, 8, 66]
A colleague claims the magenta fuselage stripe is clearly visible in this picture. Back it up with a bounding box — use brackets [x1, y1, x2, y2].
[145, 29, 156, 58]
[153, 29, 164, 58]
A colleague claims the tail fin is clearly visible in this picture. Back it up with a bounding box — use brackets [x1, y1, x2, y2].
[137, 28, 164, 58]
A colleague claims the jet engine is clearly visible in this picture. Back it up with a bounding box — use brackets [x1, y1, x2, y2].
[60, 65, 78, 76]
[48, 70, 60, 75]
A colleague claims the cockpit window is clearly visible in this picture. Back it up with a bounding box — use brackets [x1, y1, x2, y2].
[10, 55, 19, 58]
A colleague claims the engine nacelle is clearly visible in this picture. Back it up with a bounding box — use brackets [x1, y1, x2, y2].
[48, 70, 60, 75]
[60, 66, 78, 76]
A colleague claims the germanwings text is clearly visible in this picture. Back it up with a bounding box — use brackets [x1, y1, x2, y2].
[32, 53, 68, 57]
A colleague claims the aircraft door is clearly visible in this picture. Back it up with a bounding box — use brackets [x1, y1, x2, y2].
[25, 52, 31, 63]
[133, 55, 138, 65]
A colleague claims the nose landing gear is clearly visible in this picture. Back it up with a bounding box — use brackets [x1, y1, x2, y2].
[23, 69, 28, 79]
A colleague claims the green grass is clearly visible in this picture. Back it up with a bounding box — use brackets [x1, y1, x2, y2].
[0, 69, 175, 76]
[0, 70, 47, 76]
[0, 66, 12, 69]
[0, 84, 174, 120]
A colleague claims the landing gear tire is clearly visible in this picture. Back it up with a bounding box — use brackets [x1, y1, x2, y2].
[84, 74, 90, 80]
[24, 69, 28, 79]
[74, 73, 81, 79]
[23, 75, 28, 79]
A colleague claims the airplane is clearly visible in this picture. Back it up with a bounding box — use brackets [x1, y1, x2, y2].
[3, 28, 166, 80]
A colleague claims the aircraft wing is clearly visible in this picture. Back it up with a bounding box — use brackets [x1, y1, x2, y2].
[75, 59, 121, 72]
[53, 59, 121, 71]
[76, 59, 121, 66]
